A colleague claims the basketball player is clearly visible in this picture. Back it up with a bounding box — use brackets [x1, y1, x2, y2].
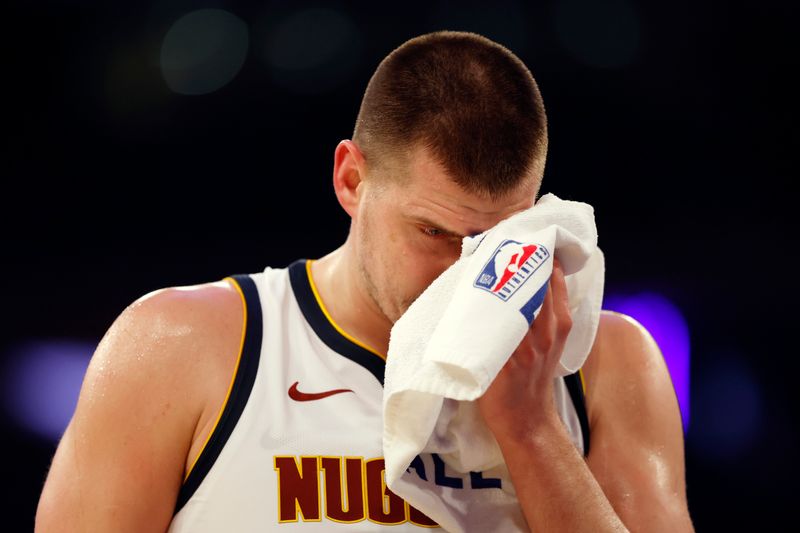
[36, 32, 694, 531]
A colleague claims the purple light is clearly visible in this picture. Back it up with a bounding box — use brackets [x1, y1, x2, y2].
[603, 292, 690, 431]
[2, 340, 94, 442]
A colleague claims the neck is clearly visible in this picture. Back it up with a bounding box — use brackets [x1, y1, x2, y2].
[310, 242, 393, 358]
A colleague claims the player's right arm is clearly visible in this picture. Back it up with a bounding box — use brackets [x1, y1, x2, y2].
[35, 281, 243, 532]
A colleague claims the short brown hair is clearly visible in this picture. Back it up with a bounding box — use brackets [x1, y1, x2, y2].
[353, 30, 548, 198]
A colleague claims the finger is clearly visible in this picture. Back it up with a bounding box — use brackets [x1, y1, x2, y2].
[532, 263, 555, 332]
[551, 258, 573, 335]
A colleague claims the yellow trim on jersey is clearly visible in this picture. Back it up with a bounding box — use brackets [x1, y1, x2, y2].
[305, 260, 386, 361]
[578, 368, 586, 395]
[182, 277, 248, 483]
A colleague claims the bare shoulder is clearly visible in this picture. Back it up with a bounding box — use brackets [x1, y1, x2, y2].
[36, 279, 244, 532]
[113, 279, 244, 378]
[583, 310, 674, 401]
[580, 310, 693, 532]
[123, 278, 243, 344]
[87, 278, 247, 476]
[582, 309, 681, 435]
[87, 279, 244, 419]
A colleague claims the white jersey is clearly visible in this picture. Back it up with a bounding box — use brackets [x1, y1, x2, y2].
[168, 260, 590, 532]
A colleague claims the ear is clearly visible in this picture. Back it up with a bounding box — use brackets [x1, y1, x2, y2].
[332, 140, 367, 219]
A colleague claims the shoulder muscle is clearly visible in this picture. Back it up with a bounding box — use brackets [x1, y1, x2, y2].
[35, 279, 243, 533]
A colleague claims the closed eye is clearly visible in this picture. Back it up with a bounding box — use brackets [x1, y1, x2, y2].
[420, 226, 447, 238]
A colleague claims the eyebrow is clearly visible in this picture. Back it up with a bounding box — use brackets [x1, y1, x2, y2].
[410, 216, 483, 239]
[410, 216, 462, 237]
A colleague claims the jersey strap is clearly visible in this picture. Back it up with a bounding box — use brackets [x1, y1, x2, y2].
[173, 274, 264, 514]
[288, 258, 591, 456]
[563, 369, 591, 456]
[288, 259, 386, 385]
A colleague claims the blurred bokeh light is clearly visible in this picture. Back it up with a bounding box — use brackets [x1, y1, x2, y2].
[260, 7, 362, 93]
[160, 9, 249, 95]
[2, 340, 94, 442]
[604, 291, 690, 430]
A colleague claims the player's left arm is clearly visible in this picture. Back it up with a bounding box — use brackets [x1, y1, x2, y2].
[581, 309, 694, 532]
[478, 260, 694, 532]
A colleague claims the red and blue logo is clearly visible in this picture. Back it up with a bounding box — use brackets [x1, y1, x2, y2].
[474, 240, 550, 301]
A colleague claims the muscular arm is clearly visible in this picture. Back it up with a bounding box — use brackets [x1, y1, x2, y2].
[497, 312, 694, 532]
[479, 259, 693, 532]
[495, 409, 626, 531]
[35, 281, 242, 533]
[583, 311, 694, 531]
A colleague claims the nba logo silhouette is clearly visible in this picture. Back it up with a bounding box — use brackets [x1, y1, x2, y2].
[474, 240, 550, 300]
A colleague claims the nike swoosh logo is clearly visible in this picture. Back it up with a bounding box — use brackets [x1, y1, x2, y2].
[288, 381, 354, 402]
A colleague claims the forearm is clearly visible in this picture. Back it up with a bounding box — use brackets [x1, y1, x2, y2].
[498, 415, 628, 533]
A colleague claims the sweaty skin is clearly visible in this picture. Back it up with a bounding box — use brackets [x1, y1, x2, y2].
[36, 281, 243, 532]
[312, 140, 694, 532]
[36, 139, 693, 532]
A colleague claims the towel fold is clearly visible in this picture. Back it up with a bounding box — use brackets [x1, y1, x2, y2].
[382, 193, 605, 530]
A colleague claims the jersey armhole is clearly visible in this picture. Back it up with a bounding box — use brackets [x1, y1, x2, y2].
[173, 274, 263, 515]
[564, 369, 591, 457]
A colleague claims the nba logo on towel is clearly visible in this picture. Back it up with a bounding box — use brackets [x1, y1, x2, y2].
[474, 240, 550, 301]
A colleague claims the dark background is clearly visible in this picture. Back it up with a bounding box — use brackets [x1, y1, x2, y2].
[2, 0, 796, 530]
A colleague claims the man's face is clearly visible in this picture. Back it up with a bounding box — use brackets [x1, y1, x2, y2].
[353, 143, 538, 324]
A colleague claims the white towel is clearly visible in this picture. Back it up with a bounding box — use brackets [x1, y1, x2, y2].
[382, 193, 605, 531]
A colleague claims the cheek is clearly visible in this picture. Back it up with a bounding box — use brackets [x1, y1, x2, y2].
[370, 228, 424, 302]
[415, 261, 447, 291]
[409, 237, 462, 280]
[404, 242, 457, 292]
[359, 210, 406, 288]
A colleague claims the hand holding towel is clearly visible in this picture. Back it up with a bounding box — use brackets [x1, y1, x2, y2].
[382, 192, 605, 531]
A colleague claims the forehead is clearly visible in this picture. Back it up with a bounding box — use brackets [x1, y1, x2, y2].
[389, 144, 537, 236]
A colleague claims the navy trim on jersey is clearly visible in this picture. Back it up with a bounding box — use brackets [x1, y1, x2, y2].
[288, 259, 386, 385]
[288, 259, 590, 456]
[173, 274, 263, 515]
[564, 371, 591, 456]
